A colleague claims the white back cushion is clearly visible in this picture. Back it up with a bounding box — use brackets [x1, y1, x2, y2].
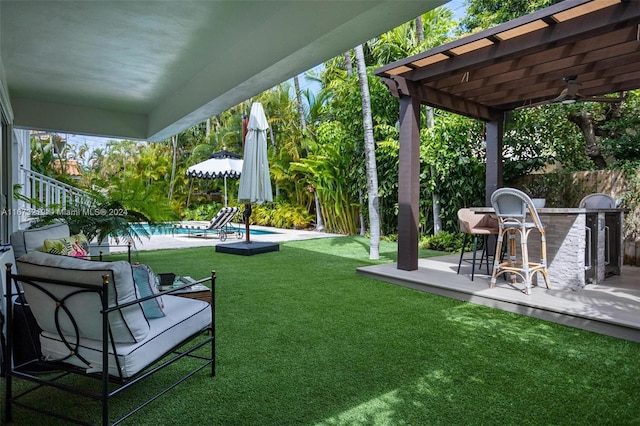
[16, 251, 149, 343]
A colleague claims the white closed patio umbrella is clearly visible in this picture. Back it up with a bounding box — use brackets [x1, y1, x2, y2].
[238, 102, 272, 242]
[186, 150, 243, 207]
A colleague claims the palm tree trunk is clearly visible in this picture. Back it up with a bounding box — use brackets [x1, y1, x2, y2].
[294, 74, 324, 231]
[344, 51, 353, 75]
[294, 76, 306, 133]
[355, 44, 380, 259]
[168, 135, 177, 201]
[415, 14, 441, 234]
[359, 190, 365, 236]
[345, 49, 366, 235]
[415, 15, 424, 41]
[426, 107, 441, 234]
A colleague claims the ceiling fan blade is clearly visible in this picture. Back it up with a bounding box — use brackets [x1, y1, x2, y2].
[579, 96, 624, 103]
[515, 99, 552, 110]
[517, 94, 624, 110]
[517, 74, 624, 110]
[549, 91, 567, 103]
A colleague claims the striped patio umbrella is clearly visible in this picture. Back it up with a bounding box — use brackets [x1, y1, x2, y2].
[186, 150, 243, 207]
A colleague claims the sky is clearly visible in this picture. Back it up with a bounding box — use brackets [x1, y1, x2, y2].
[447, 0, 468, 21]
[62, 133, 129, 165]
[296, 0, 468, 97]
[295, 0, 467, 99]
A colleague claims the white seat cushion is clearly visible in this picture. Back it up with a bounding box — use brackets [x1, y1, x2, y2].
[39, 295, 211, 378]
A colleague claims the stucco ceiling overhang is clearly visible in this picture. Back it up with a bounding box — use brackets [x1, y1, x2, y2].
[1, 0, 446, 141]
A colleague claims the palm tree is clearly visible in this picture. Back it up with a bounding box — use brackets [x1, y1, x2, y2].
[337, 49, 367, 237]
[168, 135, 178, 200]
[294, 74, 324, 231]
[355, 43, 380, 260]
[416, 15, 441, 234]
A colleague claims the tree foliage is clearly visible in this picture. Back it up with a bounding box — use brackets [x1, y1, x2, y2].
[33, 0, 640, 241]
[421, 112, 486, 233]
[292, 121, 360, 234]
[459, 0, 563, 33]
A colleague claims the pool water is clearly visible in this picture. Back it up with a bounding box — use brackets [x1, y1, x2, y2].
[131, 223, 276, 236]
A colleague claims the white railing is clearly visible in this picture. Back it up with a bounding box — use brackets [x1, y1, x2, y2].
[19, 167, 93, 214]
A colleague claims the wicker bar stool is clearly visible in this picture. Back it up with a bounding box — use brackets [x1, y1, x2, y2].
[456, 208, 499, 281]
[490, 188, 551, 295]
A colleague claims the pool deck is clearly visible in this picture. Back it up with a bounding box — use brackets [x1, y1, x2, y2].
[109, 222, 343, 252]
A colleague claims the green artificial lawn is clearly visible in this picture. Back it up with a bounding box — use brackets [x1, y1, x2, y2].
[5, 236, 640, 425]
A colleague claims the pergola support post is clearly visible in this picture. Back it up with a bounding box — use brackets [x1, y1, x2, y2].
[397, 84, 421, 271]
[485, 116, 504, 205]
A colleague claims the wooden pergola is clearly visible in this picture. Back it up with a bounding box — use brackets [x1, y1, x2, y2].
[374, 0, 640, 271]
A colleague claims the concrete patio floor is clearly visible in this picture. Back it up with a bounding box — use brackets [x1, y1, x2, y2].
[357, 253, 640, 343]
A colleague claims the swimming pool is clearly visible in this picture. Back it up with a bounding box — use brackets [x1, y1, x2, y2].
[131, 223, 276, 236]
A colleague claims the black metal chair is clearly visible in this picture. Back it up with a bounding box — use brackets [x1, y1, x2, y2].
[3, 256, 215, 426]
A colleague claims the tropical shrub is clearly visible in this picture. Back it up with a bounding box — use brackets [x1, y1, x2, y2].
[292, 121, 360, 234]
[421, 112, 486, 235]
[247, 201, 313, 230]
[419, 231, 463, 253]
[182, 203, 224, 221]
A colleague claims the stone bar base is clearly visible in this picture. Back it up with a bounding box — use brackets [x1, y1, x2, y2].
[504, 208, 624, 290]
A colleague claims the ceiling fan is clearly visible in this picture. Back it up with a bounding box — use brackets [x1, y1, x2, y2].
[517, 76, 624, 110]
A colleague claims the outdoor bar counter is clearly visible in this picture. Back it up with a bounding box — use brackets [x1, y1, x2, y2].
[472, 207, 625, 289]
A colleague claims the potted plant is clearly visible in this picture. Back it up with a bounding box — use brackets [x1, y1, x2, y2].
[522, 178, 547, 208]
[26, 193, 161, 253]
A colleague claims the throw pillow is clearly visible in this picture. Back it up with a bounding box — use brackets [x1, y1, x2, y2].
[131, 263, 166, 319]
[43, 233, 90, 258]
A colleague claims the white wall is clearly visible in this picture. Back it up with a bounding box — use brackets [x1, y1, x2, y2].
[0, 19, 20, 236]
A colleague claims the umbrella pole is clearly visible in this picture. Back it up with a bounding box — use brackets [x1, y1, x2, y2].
[243, 203, 252, 243]
[224, 176, 228, 207]
[186, 179, 194, 208]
